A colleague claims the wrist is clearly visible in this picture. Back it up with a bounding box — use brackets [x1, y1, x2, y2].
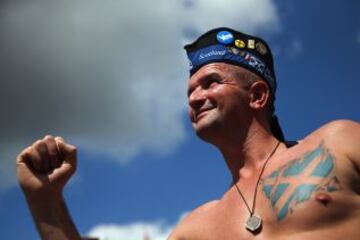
[23, 187, 64, 202]
[24, 193, 81, 240]
[25, 192, 65, 217]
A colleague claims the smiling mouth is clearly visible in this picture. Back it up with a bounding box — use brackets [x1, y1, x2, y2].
[195, 108, 214, 122]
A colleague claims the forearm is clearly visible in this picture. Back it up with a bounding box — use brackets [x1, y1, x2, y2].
[25, 193, 82, 240]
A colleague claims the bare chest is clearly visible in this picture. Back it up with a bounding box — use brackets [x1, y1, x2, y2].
[184, 143, 360, 240]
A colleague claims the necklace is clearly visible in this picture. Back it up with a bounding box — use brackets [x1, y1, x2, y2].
[233, 140, 280, 232]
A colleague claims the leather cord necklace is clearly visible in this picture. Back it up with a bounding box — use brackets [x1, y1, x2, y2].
[233, 140, 281, 232]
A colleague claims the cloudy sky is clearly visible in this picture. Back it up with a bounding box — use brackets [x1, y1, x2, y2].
[1, 0, 359, 239]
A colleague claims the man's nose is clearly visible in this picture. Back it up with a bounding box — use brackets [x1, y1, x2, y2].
[188, 88, 206, 109]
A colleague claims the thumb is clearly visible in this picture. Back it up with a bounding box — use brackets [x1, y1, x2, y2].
[54, 136, 77, 167]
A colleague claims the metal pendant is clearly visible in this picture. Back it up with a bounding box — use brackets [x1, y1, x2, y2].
[245, 215, 262, 232]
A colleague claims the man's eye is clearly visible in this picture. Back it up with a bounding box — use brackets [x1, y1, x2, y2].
[208, 79, 220, 87]
[205, 78, 220, 87]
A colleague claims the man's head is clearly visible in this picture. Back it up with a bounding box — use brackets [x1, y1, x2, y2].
[184, 27, 284, 142]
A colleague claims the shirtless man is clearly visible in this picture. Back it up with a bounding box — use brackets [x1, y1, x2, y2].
[17, 28, 360, 240]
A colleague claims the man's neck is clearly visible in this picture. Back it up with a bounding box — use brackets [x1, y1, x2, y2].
[217, 122, 285, 182]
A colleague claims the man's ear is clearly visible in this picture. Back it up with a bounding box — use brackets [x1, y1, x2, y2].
[248, 81, 270, 111]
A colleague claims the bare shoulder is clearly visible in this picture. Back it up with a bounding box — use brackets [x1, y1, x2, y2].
[313, 119, 360, 136]
[309, 119, 360, 147]
[167, 200, 219, 240]
[305, 119, 360, 171]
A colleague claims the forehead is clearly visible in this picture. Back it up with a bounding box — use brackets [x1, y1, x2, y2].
[188, 62, 250, 86]
[188, 63, 230, 84]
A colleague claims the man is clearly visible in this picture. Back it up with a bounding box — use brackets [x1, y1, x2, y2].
[17, 27, 360, 240]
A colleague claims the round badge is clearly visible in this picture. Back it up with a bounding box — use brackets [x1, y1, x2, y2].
[228, 47, 240, 55]
[235, 39, 246, 48]
[255, 42, 267, 55]
[216, 31, 234, 45]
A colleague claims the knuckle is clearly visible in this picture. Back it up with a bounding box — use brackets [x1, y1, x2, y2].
[55, 136, 64, 142]
[22, 146, 32, 155]
[18, 147, 32, 159]
[44, 134, 54, 139]
[69, 146, 77, 154]
[36, 141, 46, 150]
[32, 139, 43, 147]
[43, 136, 55, 145]
[44, 137, 58, 151]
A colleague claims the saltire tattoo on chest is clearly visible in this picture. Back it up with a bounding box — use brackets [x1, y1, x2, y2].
[261, 143, 341, 221]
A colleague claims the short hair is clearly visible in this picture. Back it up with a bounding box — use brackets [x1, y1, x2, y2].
[228, 65, 275, 116]
[228, 65, 285, 141]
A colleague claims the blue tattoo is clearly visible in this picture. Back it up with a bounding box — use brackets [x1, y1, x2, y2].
[283, 147, 322, 177]
[261, 144, 341, 221]
[271, 183, 289, 207]
[277, 184, 317, 220]
[311, 154, 333, 177]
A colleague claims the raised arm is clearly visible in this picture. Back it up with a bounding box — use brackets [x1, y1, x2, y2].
[16, 135, 83, 240]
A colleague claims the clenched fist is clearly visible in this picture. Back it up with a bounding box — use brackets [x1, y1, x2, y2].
[16, 135, 77, 198]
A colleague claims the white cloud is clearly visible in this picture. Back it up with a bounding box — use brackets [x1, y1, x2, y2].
[86, 213, 188, 240]
[182, 0, 280, 37]
[87, 222, 171, 240]
[1, 0, 280, 189]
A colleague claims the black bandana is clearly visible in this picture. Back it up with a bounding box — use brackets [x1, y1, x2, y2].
[184, 27, 276, 93]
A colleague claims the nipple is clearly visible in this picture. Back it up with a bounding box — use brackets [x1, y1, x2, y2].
[315, 192, 332, 206]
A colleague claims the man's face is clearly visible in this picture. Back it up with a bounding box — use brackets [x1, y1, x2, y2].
[187, 63, 252, 139]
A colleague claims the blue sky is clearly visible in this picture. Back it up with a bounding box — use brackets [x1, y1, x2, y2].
[0, 0, 359, 239]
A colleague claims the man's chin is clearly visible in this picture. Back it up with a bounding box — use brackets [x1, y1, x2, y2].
[192, 120, 219, 142]
[192, 119, 211, 132]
